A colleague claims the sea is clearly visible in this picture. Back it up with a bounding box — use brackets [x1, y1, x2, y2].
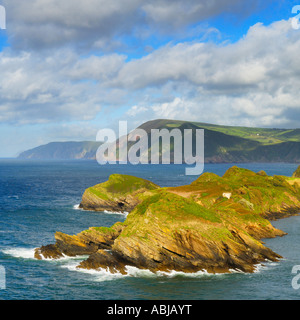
[1, 159, 300, 300]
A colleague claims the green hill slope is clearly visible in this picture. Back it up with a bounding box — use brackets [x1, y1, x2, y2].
[17, 119, 300, 163]
[136, 119, 300, 163]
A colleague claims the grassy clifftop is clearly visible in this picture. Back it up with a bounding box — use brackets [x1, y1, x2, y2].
[79, 174, 160, 212]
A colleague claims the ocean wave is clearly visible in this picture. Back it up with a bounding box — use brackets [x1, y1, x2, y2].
[73, 204, 128, 217]
[61, 261, 126, 282]
[253, 259, 281, 273]
[1, 247, 36, 259]
[60, 264, 227, 282]
[2, 247, 277, 281]
[103, 210, 129, 217]
[1, 247, 88, 263]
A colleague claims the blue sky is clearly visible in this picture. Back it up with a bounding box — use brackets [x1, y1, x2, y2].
[0, 0, 300, 157]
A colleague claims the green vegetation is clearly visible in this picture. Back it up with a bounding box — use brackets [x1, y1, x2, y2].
[86, 174, 159, 202]
[104, 174, 159, 194]
[129, 191, 221, 223]
[19, 119, 300, 162]
[137, 119, 300, 162]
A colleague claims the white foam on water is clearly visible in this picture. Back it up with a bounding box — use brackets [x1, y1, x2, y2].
[61, 261, 126, 282]
[2, 247, 36, 259]
[8, 195, 19, 199]
[156, 269, 211, 278]
[60, 263, 229, 282]
[1, 247, 89, 263]
[252, 259, 281, 273]
[73, 204, 128, 217]
[104, 210, 122, 214]
[103, 210, 129, 217]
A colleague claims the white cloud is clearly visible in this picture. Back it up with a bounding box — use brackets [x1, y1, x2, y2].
[3, 0, 252, 51]
[142, 0, 243, 29]
[1, 18, 300, 129]
[113, 19, 300, 128]
[0, 48, 129, 124]
[65, 54, 126, 81]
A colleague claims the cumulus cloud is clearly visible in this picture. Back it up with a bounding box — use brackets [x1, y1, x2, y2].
[142, 0, 243, 29]
[3, 0, 256, 51]
[123, 19, 300, 128]
[3, 0, 142, 50]
[1, 18, 300, 129]
[0, 48, 128, 124]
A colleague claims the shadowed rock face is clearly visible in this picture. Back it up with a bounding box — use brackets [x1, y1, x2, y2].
[35, 166, 300, 274]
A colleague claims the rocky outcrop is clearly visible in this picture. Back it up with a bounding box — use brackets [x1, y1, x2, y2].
[34, 222, 125, 259]
[76, 190, 285, 274]
[35, 166, 300, 274]
[79, 174, 159, 212]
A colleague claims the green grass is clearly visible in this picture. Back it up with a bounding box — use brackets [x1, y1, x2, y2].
[130, 191, 221, 223]
[87, 174, 160, 203]
[89, 187, 110, 200]
[136, 119, 300, 162]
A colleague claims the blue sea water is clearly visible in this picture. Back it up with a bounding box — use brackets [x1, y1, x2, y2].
[1, 159, 300, 300]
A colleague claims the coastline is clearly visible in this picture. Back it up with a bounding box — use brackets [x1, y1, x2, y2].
[2, 160, 300, 300]
[34, 166, 300, 275]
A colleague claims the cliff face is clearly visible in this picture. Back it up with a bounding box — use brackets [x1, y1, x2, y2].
[86, 191, 282, 274]
[35, 166, 300, 274]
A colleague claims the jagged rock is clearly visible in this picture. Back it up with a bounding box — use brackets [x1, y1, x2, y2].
[78, 250, 133, 275]
[34, 222, 125, 260]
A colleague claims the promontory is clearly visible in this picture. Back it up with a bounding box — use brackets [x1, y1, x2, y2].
[34, 166, 300, 274]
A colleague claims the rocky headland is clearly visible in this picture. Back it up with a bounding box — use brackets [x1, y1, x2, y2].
[35, 166, 300, 274]
[79, 174, 160, 212]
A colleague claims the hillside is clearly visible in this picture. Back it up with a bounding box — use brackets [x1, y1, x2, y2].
[136, 119, 300, 163]
[18, 119, 300, 162]
[18, 141, 102, 160]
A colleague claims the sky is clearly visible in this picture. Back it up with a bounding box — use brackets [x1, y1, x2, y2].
[0, 0, 300, 157]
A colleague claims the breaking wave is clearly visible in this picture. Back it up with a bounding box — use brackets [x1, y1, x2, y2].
[60, 264, 231, 282]
[1, 247, 278, 283]
[1, 247, 36, 259]
[73, 204, 128, 217]
[1, 247, 88, 262]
